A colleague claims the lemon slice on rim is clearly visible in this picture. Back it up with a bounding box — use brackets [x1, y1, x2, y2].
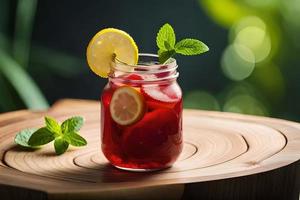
[110, 86, 145, 125]
[86, 28, 138, 78]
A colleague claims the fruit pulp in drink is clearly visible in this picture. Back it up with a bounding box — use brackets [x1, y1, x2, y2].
[101, 77, 183, 170]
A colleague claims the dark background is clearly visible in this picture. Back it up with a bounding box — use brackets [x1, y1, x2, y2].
[32, 0, 226, 101]
[1, 0, 300, 121]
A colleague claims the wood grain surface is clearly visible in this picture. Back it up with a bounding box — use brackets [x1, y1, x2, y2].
[0, 99, 299, 200]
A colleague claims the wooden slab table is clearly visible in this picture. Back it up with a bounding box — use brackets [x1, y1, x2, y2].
[0, 99, 299, 200]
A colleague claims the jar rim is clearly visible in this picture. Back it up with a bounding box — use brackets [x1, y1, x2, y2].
[111, 53, 177, 73]
[109, 53, 179, 84]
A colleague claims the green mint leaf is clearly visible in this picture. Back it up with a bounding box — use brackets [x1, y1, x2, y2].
[175, 39, 209, 55]
[54, 137, 69, 155]
[45, 116, 61, 134]
[61, 116, 84, 134]
[158, 49, 176, 64]
[14, 128, 37, 148]
[164, 41, 173, 51]
[14, 116, 87, 155]
[28, 127, 55, 146]
[64, 132, 87, 147]
[156, 23, 176, 51]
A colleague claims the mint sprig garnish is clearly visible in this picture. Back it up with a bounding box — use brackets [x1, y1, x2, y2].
[156, 23, 209, 63]
[156, 23, 176, 51]
[14, 116, 87, 155]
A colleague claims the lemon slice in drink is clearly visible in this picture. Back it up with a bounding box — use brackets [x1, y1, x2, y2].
[86, 28, 138, 78]
[110, 86, 145, 125]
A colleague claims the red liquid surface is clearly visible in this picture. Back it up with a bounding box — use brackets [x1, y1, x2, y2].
[101, 75, 183, 170]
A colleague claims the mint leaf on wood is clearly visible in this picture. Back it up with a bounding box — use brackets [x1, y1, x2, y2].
[54, 138, 69, 155]
[175, 39, 209, 55]
[64, 132, 87, 147]
[28, 127, 55, 146]
[14, 129, 37, 148]
[15, 115, 87, 155]
[61, 116, 84, 134]
[45, 116, 61, 135]
[156, 23, 176, 51]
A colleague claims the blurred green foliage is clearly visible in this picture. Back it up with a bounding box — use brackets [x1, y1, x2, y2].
[0, 0, 84, 112]
[184, 0, 300, 119]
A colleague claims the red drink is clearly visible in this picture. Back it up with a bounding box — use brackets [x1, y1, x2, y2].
[101, 54, 182, 171]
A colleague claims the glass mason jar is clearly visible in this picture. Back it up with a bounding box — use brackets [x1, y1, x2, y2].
[101, 54, 183, 171]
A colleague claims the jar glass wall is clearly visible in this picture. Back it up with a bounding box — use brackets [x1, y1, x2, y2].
[101, 54, 183, 171]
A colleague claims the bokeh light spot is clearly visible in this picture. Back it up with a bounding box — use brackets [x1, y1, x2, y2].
[235, 25, 271, 63]
[230, 16, 266, 39]
[230, 16, 272, 63]
[221, 44, 255, 81]
[236, 26, 265, 50]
